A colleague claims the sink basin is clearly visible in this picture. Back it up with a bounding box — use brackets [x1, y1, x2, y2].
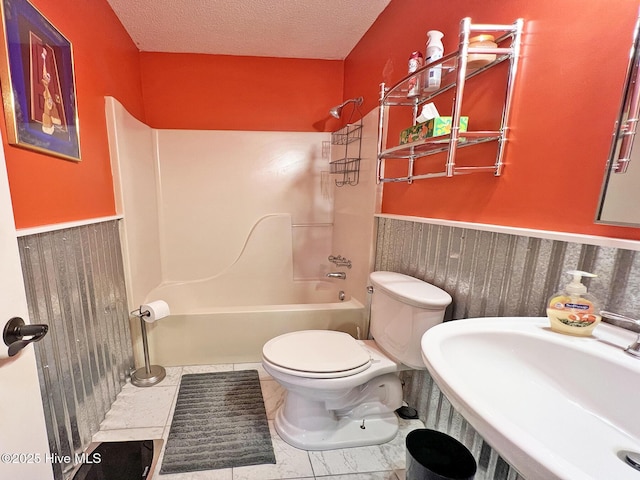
[421, 316, 640, 480]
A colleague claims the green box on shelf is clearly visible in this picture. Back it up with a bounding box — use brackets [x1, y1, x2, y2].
[399, 116, 469, 144]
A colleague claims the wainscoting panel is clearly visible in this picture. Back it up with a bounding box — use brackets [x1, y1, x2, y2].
[378, 216, 639, 479]
[18, 220, 133, 480]
[400, 369, 524, 480]
[376, 217, 639, 320]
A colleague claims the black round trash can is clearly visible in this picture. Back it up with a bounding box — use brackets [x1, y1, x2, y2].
[406, 429, 477, 480]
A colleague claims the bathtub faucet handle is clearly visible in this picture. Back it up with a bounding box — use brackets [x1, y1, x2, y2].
[328, 255, 352, 269]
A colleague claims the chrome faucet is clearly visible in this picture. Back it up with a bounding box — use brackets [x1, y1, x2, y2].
[326, 272, 347, 280]
[600, 310, 640, 359]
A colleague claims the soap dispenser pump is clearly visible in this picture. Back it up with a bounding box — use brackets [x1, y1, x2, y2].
[546, 270, 601, 336]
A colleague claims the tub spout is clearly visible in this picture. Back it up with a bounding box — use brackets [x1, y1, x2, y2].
[326, 272, 347, 280]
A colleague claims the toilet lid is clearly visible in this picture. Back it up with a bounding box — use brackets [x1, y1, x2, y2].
[262, 330, 371, 375]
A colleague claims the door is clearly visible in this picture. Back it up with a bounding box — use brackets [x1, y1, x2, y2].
[0, 137, 52, 479]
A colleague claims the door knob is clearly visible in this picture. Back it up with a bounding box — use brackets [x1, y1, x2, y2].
[3, 317, 48, 357]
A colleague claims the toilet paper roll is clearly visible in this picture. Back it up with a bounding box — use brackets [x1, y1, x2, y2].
[140, 300, 170, 323]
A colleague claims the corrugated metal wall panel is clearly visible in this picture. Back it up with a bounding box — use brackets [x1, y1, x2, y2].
[400, 369, 525, 480]
[376, 217, 640, 319]
[18, 220, 133, 480]
[379, 217, 639, 480]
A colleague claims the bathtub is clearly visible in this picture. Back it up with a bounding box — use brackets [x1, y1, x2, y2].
[143, 280, 366, 366]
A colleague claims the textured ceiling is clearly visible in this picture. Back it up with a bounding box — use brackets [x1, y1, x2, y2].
[106, 0, 391, 60]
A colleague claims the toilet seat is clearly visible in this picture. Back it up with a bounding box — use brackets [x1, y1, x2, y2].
[262, 330, 372, 379]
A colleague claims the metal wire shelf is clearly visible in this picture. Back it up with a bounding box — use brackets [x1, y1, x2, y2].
[330, 122, 362, 186]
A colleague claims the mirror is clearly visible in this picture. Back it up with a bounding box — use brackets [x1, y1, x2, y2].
[597, 13, 640, 226]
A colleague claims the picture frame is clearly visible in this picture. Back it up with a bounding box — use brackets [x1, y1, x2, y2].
[0, 0, 80, 161]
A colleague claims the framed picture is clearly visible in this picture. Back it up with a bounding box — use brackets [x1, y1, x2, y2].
[0, 0, 80, 161]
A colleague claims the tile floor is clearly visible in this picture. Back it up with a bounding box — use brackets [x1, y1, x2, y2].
[93, 363, 424, 480]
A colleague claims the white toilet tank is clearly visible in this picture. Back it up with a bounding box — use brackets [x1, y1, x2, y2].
[369, 271, 452, 369]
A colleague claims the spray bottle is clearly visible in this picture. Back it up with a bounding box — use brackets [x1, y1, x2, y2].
[407, 51, 424, 98]
[425, 30, 444, 92]
[546, 270, 601, 336]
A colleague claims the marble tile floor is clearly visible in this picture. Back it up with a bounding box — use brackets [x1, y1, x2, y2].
[93, 362, 424, 480]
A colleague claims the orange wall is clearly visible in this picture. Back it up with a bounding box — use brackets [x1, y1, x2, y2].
[345, 0, 640, 241]
[3, 2, 345, 228]
[140, 53, 344, 132]
[4, 0, 145, 229]
[8, 0, 640, 241]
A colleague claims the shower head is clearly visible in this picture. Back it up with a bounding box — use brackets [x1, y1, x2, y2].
[329, 97, 364, 119]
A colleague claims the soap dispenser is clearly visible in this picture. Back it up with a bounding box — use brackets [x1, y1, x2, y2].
[546, 270, 601, 336]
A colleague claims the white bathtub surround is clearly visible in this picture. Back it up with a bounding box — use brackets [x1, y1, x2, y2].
[106, 99, 163, 309]
[155, 129, 332, 283]
[145, 215, 340, 309]
[107, 98, 334, 306]
[138, 215, 368, 364]
[93, 362, 422, 480]
[106, 97, 380, 369]
[330, 107, 382, 307]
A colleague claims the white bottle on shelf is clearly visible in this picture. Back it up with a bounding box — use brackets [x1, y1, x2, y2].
[425, 30, 444, 92]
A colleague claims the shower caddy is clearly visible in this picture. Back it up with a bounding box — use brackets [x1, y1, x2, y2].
[376, 17, 524, 183]
[330, 121, 362, 186]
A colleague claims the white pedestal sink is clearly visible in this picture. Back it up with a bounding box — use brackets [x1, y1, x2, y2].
[421, 316, 640, 480]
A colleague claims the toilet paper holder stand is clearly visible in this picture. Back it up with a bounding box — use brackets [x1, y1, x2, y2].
[130, 306, 166, 387]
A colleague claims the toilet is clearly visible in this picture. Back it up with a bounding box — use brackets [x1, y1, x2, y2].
[262, 271, 452, 450]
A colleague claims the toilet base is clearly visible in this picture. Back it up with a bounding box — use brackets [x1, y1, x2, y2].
[273, 407, 399, 451]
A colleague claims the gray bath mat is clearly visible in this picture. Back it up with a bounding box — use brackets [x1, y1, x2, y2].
[160, 370, 276, 474]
